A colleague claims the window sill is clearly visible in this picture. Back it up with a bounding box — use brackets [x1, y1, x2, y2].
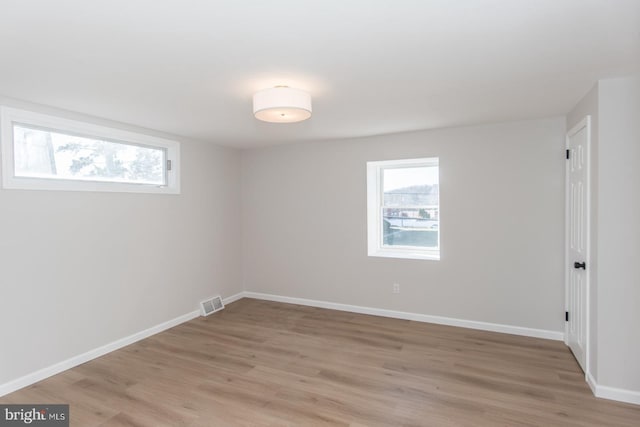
[368, 249, 440, 261]
[2, 176, 180, 194]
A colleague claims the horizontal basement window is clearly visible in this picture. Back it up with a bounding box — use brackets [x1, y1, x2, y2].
[1, 106, 180, 194]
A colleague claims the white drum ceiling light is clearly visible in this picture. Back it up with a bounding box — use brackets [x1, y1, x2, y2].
[253, 86, 312, 123]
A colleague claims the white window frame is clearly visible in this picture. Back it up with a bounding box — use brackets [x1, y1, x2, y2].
[367, 157, 440, 260]
[0, 106, 180, 194]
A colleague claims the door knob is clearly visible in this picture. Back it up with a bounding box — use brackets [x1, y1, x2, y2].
[574, 261, 586, 270]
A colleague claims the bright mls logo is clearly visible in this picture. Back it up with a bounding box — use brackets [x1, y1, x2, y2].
[0, 405, 68, 426]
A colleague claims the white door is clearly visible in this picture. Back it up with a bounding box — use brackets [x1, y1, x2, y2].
[565, 116, 590, 372]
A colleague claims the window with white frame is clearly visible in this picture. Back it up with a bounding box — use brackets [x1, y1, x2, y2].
[0, 106, 180, 194]
[367, 157, 440, 260]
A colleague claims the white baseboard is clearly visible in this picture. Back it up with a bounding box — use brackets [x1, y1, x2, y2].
[586, 371, 598, 395]
[586, 372, 640, 405]
[596, 385, 640, 405]
[5, 290, 638, 407]
[0, 309, 200, 397]
[223, 292, 245, 305]
[242, 291, 564, 341]
[245, 292, 640, 406]
[0, 292, 245, 398]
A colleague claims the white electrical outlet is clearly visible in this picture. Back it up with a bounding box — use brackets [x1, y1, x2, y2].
[392, 283, 400, 294]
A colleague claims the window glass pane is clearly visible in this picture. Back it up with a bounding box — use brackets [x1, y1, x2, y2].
[382, 165, 439, 249]
[382, 207, 439, 248]
[13, 124, 166, 185]
[383, 166, 438, 206]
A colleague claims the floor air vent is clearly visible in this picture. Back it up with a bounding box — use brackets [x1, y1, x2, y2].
[200, 296, 224, 316]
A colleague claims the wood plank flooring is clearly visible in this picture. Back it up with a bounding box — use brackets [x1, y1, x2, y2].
[2, 298, 639, 426]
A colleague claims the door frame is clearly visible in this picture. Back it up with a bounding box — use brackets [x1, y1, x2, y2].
[564, 115, 591, 378]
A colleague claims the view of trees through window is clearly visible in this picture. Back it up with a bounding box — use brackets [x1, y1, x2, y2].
[382, 166, 439, 248]
[13, 125, 166, 185]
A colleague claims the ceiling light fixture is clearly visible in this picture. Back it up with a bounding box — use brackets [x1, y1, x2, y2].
[253, 86, 312, 123]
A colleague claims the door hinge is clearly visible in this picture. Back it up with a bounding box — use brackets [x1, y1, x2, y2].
[565, 311, 569, 322]
[167, 159, 172, 171]
[566, 149, 570, 160]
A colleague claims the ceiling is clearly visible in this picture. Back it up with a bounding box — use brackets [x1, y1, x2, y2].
[0, 0, 639, 148]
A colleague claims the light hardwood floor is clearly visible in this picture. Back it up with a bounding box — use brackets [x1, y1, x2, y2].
[2, 299, 639, 426]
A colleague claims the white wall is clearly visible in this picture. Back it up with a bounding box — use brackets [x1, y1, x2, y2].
[567, 74, 640, 401]
[597, 75, 640, 392]
[0, 98, 242, 386]
[241, 117, 566, 333]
